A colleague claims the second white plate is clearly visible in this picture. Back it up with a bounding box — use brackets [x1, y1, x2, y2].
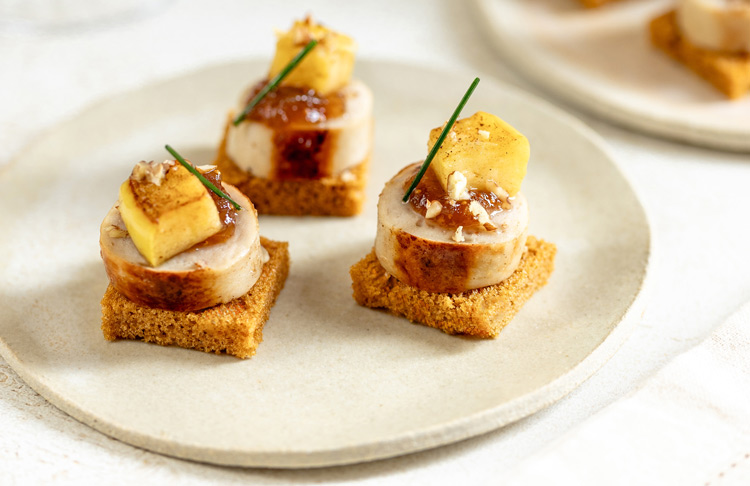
[474, 0, 750, 152]
[0, 60, 650, 468]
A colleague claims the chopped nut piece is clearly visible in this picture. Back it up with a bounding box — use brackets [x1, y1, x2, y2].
[292, 24, 313, 45]
[104, 224, 128, 238]
[425, 200, 443, 219]
[131, 160, 174, 186]
[452, 225, 465, 243]
[488, 180, 509, 201]
[446, 171, 470, 201]
[469, 200, 496, 230]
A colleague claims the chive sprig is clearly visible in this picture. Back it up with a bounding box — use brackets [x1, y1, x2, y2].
[402, 77, 481, 202]
[233, 39, 318, 126]
[165, 144, 242, 211]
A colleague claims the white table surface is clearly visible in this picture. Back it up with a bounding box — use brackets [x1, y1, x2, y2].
[2, 0, 750, 484]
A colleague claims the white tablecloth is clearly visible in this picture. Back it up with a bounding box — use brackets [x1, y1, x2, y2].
[2, 1, 750, 483]
[506, 302, 750, 486]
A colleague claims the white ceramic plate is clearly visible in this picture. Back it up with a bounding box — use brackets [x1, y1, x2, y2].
[0, 60, 650, 468]
[473, 0, 750, 152]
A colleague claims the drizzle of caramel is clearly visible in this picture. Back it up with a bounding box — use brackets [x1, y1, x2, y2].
[273, 130, 334, 180]
[189, 167, 237, 249]
[243, 79, 345, 129]
[242, 80, 345, 180]
[405, 164, 506, 231]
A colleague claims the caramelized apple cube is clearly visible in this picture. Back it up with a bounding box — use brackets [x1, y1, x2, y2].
[118, 161, 222, 267]
[429, 111, 530, 197]
[268, 17, 356, 95]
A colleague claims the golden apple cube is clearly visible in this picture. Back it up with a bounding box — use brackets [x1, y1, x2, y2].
[268, 17, 356, 95]
[118, 162, 222, 267]
[429, 111, 530, 197]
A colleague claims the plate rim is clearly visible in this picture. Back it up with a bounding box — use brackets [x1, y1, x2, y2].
[0, 58, 653, 468]
[472, 0, 750, 153]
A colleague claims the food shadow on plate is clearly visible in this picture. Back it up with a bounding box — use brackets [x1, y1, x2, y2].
[0, 257, 258, 370]
[268, 239, 482, 360]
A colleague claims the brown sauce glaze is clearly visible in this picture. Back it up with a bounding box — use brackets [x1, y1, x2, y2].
[273, 130, 336, 180]
[405, 164, 506, 232]
[392, 231, 474, 294]
[243, 79, 346, 129]
[243, 79, 345, 180]
[189, 167, 237, 249]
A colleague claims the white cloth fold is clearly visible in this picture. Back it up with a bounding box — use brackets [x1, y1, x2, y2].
[506, 301, 750, 486]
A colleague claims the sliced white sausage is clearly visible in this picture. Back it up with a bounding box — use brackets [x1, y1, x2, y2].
[374, 165, 529, 294]
[100, 184, 269, 311]
[678, 0, 750, 53]
[225, 79, 373, 178]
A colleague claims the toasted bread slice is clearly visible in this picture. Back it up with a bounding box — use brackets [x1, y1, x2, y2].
[101, 237, 289, 359]
[650, 10, 750, 100]
[350, 236, 556, 338]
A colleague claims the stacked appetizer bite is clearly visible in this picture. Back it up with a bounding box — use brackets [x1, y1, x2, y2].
[351, 82, 555, 338]
[650, 0, 750, 99]
[100, 147, 289, 358]
[215, 16, 373, 216]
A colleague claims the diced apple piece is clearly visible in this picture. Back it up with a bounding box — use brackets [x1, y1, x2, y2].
[428, 111, 530, 197]
[118, 160, 222, 267]
[268, 16, 356, 95]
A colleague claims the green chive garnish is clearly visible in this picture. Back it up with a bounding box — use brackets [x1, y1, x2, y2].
[232, 39, 319, 126]
[165, 144, 242, 211]
[402, 77, 481, 202]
